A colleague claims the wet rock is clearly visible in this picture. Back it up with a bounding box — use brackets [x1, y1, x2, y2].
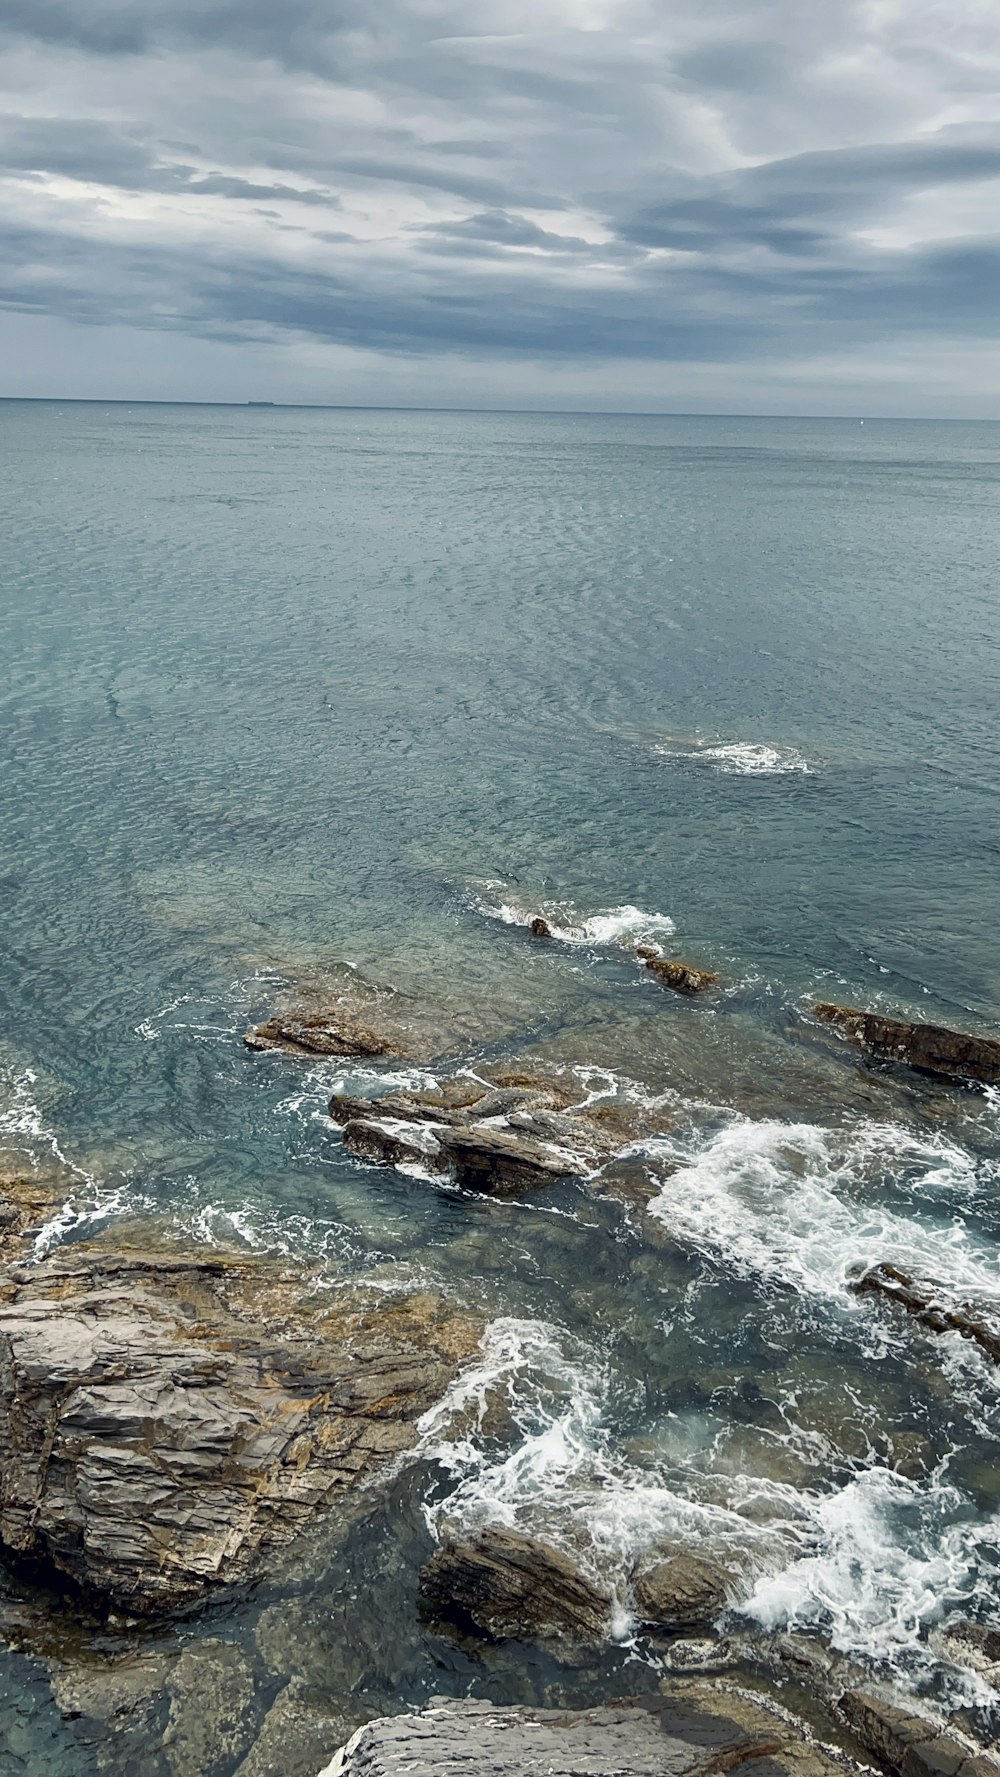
[162, 1640, 257, 1777]
[319, 1685, 854, 1777]
[232, 1678, 348, 1777]
[0, 1240, 481, 1616]
[0, 1165, 68, 1266]
[246, 1008, 401, 1059]
[50, 1650, 173, 1775]
[637, 948, 719, 995]
[851, 1263, 1000, 1365]
[418, 1527, 612, 1642]
[838, 1689, 1000, 1777]
[814, 1005, 1000, 1086]
[340, 1117, 447, 1172]
[530, 916, 553, 937]
[633, 1549, 731, 1628]
[939, 1622, 1000, 1688]
[436, 1125, 582, 1195]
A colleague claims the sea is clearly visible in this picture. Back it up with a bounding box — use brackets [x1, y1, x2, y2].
[1, 401, 999, 1771]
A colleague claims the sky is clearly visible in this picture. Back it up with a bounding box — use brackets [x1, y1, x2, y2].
[0, 0, 998, 413]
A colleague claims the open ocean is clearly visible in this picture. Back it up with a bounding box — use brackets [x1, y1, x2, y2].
[2, 400, 1000, 1769]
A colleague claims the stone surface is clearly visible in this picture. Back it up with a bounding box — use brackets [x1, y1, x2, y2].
[419, 1527, 612, 1642]
[637, 948, 719, 995]
[940, 1621, 1000, 1687]
[529, 917, 553, 937]
[851, 1263, 1000, 1365]
[814, 1005, 1000, 1086]
[233, 1679, 348, 1777]
[318, 1685, 855, 1777]
[245, 1008, 400, 1060]
[632, 1550, 730, 1628]
[0, 1166, 66, 1264]
[839, 1689, 1000, 1777]
[162, 1641, 257, 1777]
[0, 1240, 480, 1616]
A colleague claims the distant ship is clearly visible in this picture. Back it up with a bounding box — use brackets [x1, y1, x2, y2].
[247, 400, 275, 407]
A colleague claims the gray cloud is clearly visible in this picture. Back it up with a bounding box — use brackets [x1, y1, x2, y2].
[0, 0, 998, 406]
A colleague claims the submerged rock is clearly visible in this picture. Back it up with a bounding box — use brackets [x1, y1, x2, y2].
[851, 1262, 1000, 1365]
[419, 1527, 612, 1642]
[0, 1240, 480, 1616]
[839, 1689, 1000, 1777]
[632, 1550, 731, 1629]
[320, 1685, 855, 1777]
[245, 1007, 401, 1059]
[637, 948, 719, 996]
[814, 1004, 1000, 1086]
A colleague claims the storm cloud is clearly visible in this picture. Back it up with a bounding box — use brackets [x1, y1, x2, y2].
[0, 0, 998, 409]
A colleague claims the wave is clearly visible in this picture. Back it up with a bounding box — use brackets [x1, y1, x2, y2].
[471, 885, 675, 946]
[655, 740, 813, 776]
[417, 1317, 1000, 1701]
[0, 1066, 135, 1257]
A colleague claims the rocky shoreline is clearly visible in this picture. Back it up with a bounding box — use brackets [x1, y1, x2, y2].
[1, 973, 999, 1774]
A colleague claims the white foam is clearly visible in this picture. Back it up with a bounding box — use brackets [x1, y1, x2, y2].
[472, 885, 675, 947]
[640, 1115, 1000, 1322]
[655, 741, 813, 776]
[0, 1067, 134, 1257]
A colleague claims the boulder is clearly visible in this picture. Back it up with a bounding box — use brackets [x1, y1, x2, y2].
[632, 1550, 730, 1628]
[838, 1689, 1000, 1777]
[851, 1263, 1000, 1365]
[418, 1527, 611, 1642]
[814, 1005, 1000, 1086]
[637, 948, 719, 996]
[941, 1621, 1000, 1686]
[319, 1686, 854, 1777]
[245, 1008, 400, 1060]
[436, 1126, 581, 1195]
[0, 1240, 480, 1616]
[340, 1118, 447, 1172]
[530, 916, 553, 937]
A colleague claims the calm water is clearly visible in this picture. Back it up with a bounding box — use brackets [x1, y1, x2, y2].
[2, 402, 1000, 1771]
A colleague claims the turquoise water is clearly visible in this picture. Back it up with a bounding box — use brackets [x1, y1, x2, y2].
[2, 402, 1000, 1769]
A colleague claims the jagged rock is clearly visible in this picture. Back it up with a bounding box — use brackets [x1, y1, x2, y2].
[0, 1240, 480, 1616]
[419, 1527, 612, 1641]
[637, 948, 719, 995]
[245, 1008, 401, 1060]
[632, 1550, 730, 1628]
[941, 1621, 1000, 1687]
[851, 1263, 1000, 1365]
[814, 1005, 1000, 1086]
[340, 1118, 447, 1172]
[530, 916, 553, 937]
[435, 1126, 582, 1194]
[0, 1165, 67, 1266]
[838, 1689, 1000, 1777]
[319, 1685, 855, 1777]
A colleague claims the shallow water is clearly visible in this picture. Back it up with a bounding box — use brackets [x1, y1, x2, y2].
[1, 402, 1000, 1769]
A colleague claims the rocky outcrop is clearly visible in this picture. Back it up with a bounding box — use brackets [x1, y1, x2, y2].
[330, 1071, 674, 1197]
[530, 916, 553, 937]
[0, 1237, 480, 1616]
[851, 1262, 1000, 1365]
[246, 1008, 401, 1059]
[319, 1686, 857, 1777]
[637, 948, 719, 995]
[838, 1689, 1000, 1777]
[632, 1549, 731, 1628]
[418, 1527, 612, 1642]
[814, 1005, 1000, 1086]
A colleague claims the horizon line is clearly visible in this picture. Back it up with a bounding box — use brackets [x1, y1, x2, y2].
[0, 395, 996, 422]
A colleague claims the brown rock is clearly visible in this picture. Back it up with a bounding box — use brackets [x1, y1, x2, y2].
[637, 949, 719, 996]
[851, 1263, 1000, 1365]
[838, 1689, 1000, 1777]
[633, 1550, 731, 1628]
[814, 1005, 1000, 1086]
[419, 1527, 611, 1641]
[340, 1117, 448, 1172]
[530, 916, 553, 937]
[245, 1008, 400, 1059]
[0, 1240, 481, 1617]
[435, 1125, 581, 1194]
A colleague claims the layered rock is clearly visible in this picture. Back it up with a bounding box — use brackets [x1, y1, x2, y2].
[245, 1007, 401, 1060]
[319, 1685, 855, 1777]
[839, 1689, 1000, 1777]
[637, 948, 719, 995]
[632, 1549, 731, 1629]
[0, 1236, 480, 1616]
[419, 1527, 612, 1642]
[851, 1262, 1000, 1365]
[814, 1004, 1000, 1086]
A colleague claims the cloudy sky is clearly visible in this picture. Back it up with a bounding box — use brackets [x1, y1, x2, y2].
[1, 0, 998, 412]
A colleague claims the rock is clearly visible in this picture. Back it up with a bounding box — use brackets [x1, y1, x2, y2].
[814, 1005, 1000, 1086]
[50, 1650, 173, 1775]
[246, 1008, 400, 1059]
[637, 948, 719, 995]
[0, 1166, 67, 1265]
[529, 916, 553, 937]
[940, 1621, 1000, 1687]
[633, 1550, 730, 1628]
[0, 1240, 481, 1616]
[162, 1640, 257, 1777]
[340, 1117, 447, 1172]
[851, 1263, 1000, 1365]
[838, 1689, 1000, 1777]
[319, 1685, 854, 1777]
[232, 1678, 348, 1777]
[418, 1527, 612, 1641]
[435, 1126, 582, 1194]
